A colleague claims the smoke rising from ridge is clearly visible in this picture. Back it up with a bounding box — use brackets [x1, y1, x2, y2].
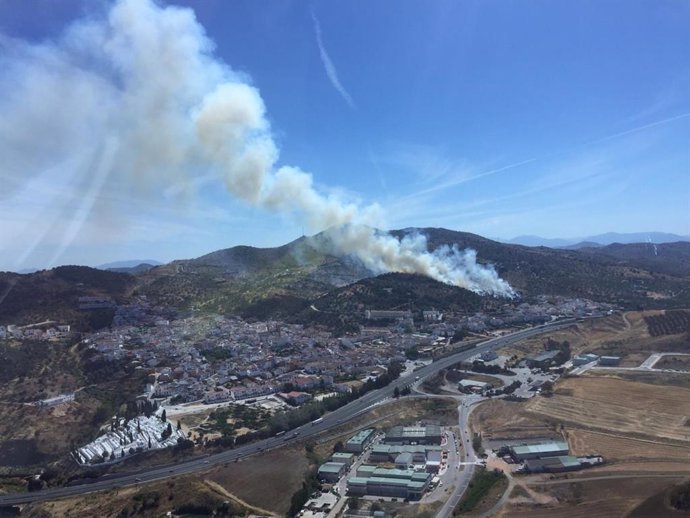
[0, 0, 514, 297]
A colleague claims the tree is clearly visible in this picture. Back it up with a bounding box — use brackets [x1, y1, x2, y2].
[161, 409, 167, 422]
[348, 498, 360, 510]
[393, 386, 401, 399]
[177, 420, 181, 431]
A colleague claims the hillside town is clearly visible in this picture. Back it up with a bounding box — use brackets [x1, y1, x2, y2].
[1, 296, 614, 414]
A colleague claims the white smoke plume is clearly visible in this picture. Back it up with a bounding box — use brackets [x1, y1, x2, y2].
[0, 0, 514, 297]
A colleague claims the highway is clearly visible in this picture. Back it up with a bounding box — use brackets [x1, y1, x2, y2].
[0, 320, 573, 507]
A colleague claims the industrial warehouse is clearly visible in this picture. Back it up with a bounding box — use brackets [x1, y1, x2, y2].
[382, 424, 442, 445]
[506, 440, 604, 473]
[347, 466, 431, 500]
[344, 428, 376, 453]
[331, 424, 447, 501]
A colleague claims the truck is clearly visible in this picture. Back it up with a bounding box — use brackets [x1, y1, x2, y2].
[311, 417, 324, 426]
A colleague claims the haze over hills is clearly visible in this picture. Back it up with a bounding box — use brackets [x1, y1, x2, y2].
[2, 227, 690, 331]
[504, 232, 690, 248]
[97, 260, 163, 270]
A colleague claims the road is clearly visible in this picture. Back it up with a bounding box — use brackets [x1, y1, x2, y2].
[0, 320, 573, 507]
[436, 395, 483, 518]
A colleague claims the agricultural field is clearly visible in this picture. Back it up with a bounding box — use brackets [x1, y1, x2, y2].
[644, 310, 690, 336]
[566, 428, 690, 465]
[527, 376, 690, 443]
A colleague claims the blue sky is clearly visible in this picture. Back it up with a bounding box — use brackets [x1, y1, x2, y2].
[0, 0, 688, 270]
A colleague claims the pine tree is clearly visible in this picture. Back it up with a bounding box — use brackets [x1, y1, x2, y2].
[161, 409, 167, 422]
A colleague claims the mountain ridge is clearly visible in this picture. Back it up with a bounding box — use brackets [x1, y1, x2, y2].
[2, 228, 690, 329]
[503, 231, 690, 248]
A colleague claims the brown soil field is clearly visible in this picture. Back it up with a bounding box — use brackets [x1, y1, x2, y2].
[207, 444, 308, 516]
[0, 394, 106, 468]
[585, 369, 690, 389]
[566, 428, 690, 463]
[21, 477, 248, 518]
[526, 376, 690, 443]
[628, 480, 690, 517]
[497, 476, 685, 518]
[654, 354, 690, 371]
[470, 399, 560, 440]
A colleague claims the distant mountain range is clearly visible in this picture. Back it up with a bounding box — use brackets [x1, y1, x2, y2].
[97, 259, 163, 272]
[503, 232, 690, 249]
[2, 228, 689, 330]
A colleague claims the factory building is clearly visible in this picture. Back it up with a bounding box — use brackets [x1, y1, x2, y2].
[347, 466, 431, 500]
[368, 444, 442, 463]
[510, 440, 569, 461]
[425, 450, 442, 473]
[598, 356, 621, 366]
[345, 428, 376, 453]
[572, 353, 599, 366]
[480, 350, 498, 362]
[525, 455, 582, 473]
[394, 452, 414, 469]
[330, 452, 355, 466]
[383, 425, 442, 445]
[525, 350, 560, 368]
[318, 462, 348, 482]
[365, 310, 412, 321]
[458, 379, 489, 392]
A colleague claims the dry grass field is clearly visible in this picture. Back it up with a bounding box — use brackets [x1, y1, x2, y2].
[207, 444, 309, 516]
[21, 477, 248, 517]
[497, 476, 686, 518]
[526, 376, 690, 443]
[567, 429, 690, 464]
[470, 399, 560, 440]
[654, 354, 690, 370]
[501, 311, 688, 366]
